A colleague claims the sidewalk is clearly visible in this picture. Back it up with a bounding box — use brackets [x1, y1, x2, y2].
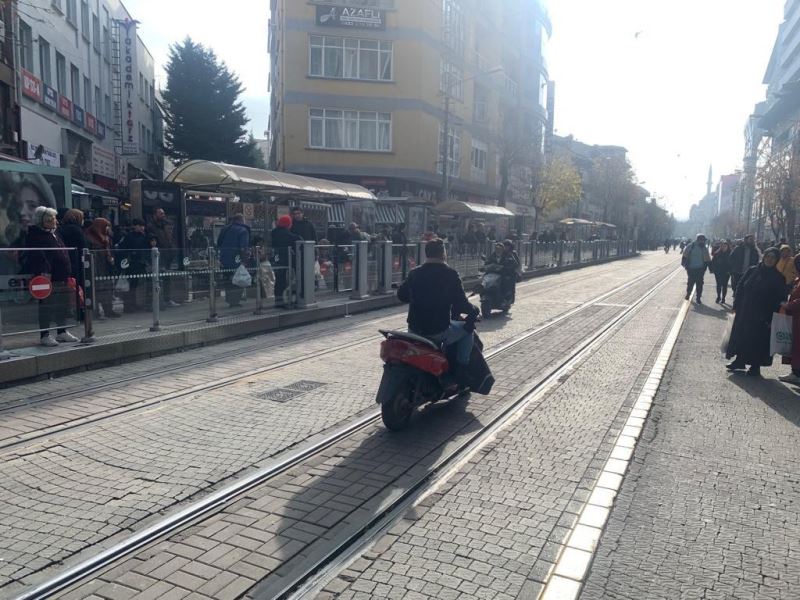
[0, 252, 639, 386]
[581, 299, 800, 599]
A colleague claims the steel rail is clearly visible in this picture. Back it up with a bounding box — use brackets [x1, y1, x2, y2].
[13, 264, 668, 600]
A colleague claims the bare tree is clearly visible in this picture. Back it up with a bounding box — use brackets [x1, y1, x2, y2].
[531, 153, 582, 233]
[755, 130, 800, 245]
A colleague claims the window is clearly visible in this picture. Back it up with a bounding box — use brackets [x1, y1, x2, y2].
[471, 139, 488, 183]
[139, 72, 144, 97]
[140, 123, 146, 152]
[83, 76, 91, 112]
[440, 61, 463, 101]
[66, 0, 77, 26]
[52, 0, 63, 12]
[92, 14, 100, 52]
[309, 109, 391, 151]
[56, 53, 67, 94]
[104, 94, 111, 125]
[95, 86, 101, 120]
[70, 64, 80, 104]
[150, 85, 155, 107]
[39, 37, 52, 85]
[309, 36, 392, 81]
[81, 0, 90, 40]
[102, 26, 110, 61]
[19, 20, 33, 72]
[146, 128, 152, 153]
[438, 126, 461, 177]
[539, 73, 548, 109]
[442, 0, 465, 56]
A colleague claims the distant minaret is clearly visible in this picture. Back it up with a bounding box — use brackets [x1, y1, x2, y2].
[707, 164, 713, 197]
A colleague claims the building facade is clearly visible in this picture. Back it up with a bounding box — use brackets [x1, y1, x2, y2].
[16, 0, 162, 197]
[269, 0, 550, 214]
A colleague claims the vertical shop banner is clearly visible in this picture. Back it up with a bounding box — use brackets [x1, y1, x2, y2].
[85, 113, 97, 135]
[58, 95, 72, 120]
[42, 84, 58, 111]
[119, 19, 139, 155]
[21, 69, 42, 102]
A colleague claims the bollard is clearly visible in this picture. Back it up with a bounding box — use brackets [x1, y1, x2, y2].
[350, 241, 370, 300]
[207, 248, 218, 323]
[79, 249, 97, 343]
[296, 241, 318, 309]
[254, 246, 264, 315]
[150, 247, 161, 332]
[377, 241, 393, 294]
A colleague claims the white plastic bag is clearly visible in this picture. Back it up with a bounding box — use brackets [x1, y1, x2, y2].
[114, 276, 130, 293]
[770, 312, 793, 356]
[232, 264, 252, 288]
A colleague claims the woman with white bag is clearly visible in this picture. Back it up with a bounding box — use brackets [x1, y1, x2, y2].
[725, 247, 786, 377]
[778, 254, 800, 384]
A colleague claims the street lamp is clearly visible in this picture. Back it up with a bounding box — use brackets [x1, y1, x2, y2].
[440, 67, 505, 203]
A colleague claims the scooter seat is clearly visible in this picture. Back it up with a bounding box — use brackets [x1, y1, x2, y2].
[378, 330, 441, 351]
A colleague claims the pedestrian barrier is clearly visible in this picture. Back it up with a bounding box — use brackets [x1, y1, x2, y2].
[0, 239, 638, 353]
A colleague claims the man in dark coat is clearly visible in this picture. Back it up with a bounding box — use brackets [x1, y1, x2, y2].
[217, 214, 251, 307]
[730, 235, 760, 296]
[118, 219, 150, 312]
[290, 207, 317, 242]
[271, 215, 302, 307]
[146, 207, 180, 306]
[726, 247, 786, 377]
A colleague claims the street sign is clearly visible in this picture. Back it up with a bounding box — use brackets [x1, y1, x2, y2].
[29, 276, 53, 300]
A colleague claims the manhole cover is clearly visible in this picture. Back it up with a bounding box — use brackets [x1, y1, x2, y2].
[254, 380, 327, 403]
[284, 380, 326, 392]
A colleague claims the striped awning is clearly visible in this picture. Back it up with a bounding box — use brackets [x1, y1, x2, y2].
[328, 203, 347, 224]
[299, 200, 329, 213]
[375, 204, 402, 224]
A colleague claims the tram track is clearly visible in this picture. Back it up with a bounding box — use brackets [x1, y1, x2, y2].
[12, 264, 677, 600]
[0, 265, 650, 453]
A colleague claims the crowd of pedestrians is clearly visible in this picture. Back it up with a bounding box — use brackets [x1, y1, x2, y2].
[681, 233, 800, 381]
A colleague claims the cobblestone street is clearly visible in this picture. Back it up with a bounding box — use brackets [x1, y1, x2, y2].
[3, 253, 800, 600]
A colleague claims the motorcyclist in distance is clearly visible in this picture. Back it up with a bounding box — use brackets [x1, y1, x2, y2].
[397, 238, 479, 384]
[485, 240, 520, 305]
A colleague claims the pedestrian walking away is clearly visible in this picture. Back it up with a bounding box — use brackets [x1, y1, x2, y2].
[117, 219, 151, 313]
[57, 209, 86, 319]
[778, 254, 800, 385]
[730, 234, 760, 296]
[146, 207, 180, 307]
[85, 217, 121, 319]
[270, 215, 302, 307]
[726, 247, 786, 377]
[710, 240, 732, 304]
[682, 233, 711, 304]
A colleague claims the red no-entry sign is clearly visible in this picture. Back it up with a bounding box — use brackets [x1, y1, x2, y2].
[29, 276, 53, 300]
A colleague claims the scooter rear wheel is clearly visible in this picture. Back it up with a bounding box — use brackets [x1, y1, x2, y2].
[379, 372, 414, 431]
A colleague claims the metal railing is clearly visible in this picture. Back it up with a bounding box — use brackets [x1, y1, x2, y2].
[0, 239, 638, 352]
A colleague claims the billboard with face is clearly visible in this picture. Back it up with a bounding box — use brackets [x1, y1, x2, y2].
[0, 163, 70, 248]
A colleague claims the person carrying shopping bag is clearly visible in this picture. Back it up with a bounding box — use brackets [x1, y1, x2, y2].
[778, 254, 800, 384]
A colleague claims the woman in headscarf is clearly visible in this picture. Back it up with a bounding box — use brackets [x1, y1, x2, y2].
[726, 247, 787, 377]
[23, 206, 77, 346]
[778, 254, 800, 384]
[776, 244, 797, 294]
[85, 217, 120, 319]
[710, 240, 733, 304]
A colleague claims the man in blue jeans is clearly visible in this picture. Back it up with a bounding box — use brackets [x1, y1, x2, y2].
[682, 233, 712, 304]
[397, 238, 479, 382]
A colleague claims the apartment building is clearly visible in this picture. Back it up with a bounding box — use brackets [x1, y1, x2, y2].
[17, 0, 162, 194]
[269, 0, 550, 213]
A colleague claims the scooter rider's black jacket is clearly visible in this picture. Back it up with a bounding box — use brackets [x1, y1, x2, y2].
[398, 261, 477, 336]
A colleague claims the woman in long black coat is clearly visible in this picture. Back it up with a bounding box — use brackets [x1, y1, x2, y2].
[726, 247, 787, 377]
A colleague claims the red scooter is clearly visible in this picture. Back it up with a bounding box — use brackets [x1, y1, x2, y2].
[376, 328, 494, 431]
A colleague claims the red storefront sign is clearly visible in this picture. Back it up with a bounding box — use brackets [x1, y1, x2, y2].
[21, 69, 42, 102]
[58, 95, 72, 119]
[85, 112, 97, 134]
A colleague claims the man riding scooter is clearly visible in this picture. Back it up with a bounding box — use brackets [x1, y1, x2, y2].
[397, 238, 480, 385]
[482, 241, 520, 313]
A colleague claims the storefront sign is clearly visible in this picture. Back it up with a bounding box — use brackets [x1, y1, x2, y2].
[85, 112, 97, 135]
[25, 142, 60, 166]
[21, 69, 42, 102]
[72, 104, 85, 128]
[42, 84, 58, 111]
[316, 5, 385, 29]
[92, 144, 116, 180]
[58, 95, 72, 119]
[96, 120, 106, 140]
[118, 18, 139, 155]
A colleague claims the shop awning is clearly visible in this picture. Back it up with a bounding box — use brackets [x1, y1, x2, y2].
[165, 160, 376, 201]
[73, 179, 116, 196]
[328, 203, 347, 224]
[298, 200, 330, 213]
[435, 201, 514, 217]
[376, 204, 402, 224]
[559, 218, 593, 226]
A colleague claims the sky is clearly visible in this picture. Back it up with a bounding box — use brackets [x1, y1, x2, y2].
[127, 0, 784, 221]
[546, 0, 784, 219]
